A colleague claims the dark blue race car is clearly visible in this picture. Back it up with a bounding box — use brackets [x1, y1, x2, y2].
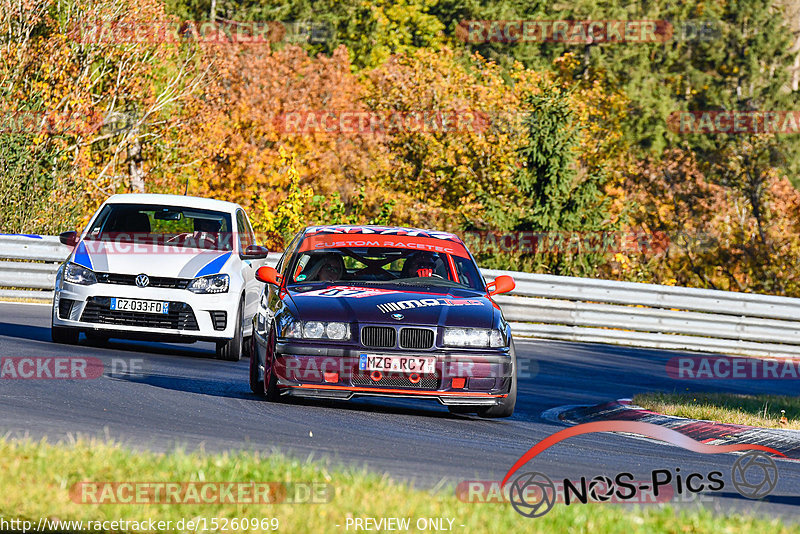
[249, 225, 517, 418]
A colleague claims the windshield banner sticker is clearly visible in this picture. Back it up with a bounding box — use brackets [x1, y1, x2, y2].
[298, 286, 400, 298]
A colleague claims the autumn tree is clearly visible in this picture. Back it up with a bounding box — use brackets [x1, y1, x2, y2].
[170, 43, 395, 246]
[0, 0, 207, 230]
[623, 148, 800, 296]
[364, 47, 541, 228]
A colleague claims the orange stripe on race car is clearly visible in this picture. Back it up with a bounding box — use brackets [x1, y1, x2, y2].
[287, 384, 506, 397]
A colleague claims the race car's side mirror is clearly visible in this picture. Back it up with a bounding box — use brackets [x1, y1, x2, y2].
[256, 266, 281, 285]
[243, 244, 269, 259]
[59, 231, 79, 247]
[487, 275, 515, 296]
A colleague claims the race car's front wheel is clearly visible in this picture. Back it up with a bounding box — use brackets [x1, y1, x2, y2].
[249, 335, 263, 396]
[51, 324, 79, 344]
[216, 298, 244, 362]
[262, 328, 281, 401]
[477, 341, 517, 419]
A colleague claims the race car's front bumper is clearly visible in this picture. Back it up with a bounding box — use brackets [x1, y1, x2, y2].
[52, 279, 240, 342]
[254, 335, 513, 406]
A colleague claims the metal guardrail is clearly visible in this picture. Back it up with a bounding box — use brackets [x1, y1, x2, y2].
[0, 235, 283, 300]
[2, 235, 800, 358]
[0, 235, 72, 299]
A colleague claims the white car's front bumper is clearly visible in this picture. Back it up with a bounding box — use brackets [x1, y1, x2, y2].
[52, 280, 239, 341]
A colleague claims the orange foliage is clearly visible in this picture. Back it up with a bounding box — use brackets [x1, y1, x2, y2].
[173, 44, 390, 229]
[621, 148, 800, 296]
[364, 48, 542, 227]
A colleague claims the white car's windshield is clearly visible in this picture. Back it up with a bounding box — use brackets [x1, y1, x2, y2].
[85, 203, 234, 251]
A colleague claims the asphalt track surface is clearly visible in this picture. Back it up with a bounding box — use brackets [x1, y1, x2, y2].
[1, 301, 798, 520]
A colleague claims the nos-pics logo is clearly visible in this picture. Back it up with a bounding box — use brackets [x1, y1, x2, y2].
[504, 421, 782, 518]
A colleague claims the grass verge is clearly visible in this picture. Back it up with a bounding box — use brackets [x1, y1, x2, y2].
[0, 437, 795, 533]
[633, 392, 800, 430]
[0, 296, 51, 304]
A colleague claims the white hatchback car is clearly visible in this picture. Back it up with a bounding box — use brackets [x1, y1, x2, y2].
[51, 194, 269, 361]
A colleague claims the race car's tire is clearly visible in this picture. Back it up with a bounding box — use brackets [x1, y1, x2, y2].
[263, 328, 281, 401]
[242, 333, 252, 359]
[51, 324, 79, 345]
[249, 335, 264, 396]
[477, 341, 517, 419]
[216, 298, 244, 362]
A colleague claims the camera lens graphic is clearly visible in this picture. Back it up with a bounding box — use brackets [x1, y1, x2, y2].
[509, 472, 556, 518]
[731, 451, 779, 499]
[587, 475, 615, 502]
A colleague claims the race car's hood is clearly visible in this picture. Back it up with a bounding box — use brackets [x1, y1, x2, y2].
[286, 284, 494, 328]
[69, 240, 232, 279]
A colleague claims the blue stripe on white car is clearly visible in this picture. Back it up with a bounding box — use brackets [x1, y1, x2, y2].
[72, 241, 94, 270]
[194, 251, 232, 278]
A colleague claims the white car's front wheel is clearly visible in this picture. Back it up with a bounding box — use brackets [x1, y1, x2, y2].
[51, 312, 79, 345]
[216, 297, 244, 361]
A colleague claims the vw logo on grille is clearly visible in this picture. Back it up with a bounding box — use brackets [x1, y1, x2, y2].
[135, 274, 150, 288]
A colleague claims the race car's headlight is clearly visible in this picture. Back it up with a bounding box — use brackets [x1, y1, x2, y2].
[304, 321, 325, 338]
[285, 320, 303, 338]
[284, 319, 350, 340]
[64, 262, 97, 285]
[444, 328, 505, 348]
[187, 273, 229, 294]
[325, 322, 349, 340]
[489, 329, 505, 348]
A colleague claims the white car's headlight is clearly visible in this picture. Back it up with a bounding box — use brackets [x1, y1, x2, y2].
[284, 319, 350, 340]
[64, 262, 97, 285]
[187, 273, 229, 294]
[444, 328, 505, 348]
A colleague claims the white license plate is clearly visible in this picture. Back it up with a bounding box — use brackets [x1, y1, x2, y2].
[110, 298, 169, 314]
[359, 354, 435, 374]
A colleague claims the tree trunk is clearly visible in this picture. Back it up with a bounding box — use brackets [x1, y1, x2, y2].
[127, 122, 145, 193]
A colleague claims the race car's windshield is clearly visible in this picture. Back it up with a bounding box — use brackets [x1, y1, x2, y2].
[84, 203, 234, 250]
[287, 246, 485, 292]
